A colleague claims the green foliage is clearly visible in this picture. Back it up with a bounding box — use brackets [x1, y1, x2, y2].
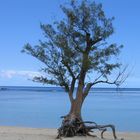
[22, 0, 123, 91]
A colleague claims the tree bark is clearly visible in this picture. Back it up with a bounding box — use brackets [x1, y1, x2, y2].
[68, 97, 83, 119]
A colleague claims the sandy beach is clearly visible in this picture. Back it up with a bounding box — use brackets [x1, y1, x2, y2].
[0, 126, 139, 140]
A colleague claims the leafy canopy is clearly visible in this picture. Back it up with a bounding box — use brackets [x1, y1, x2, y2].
[22, 0, 123, 92]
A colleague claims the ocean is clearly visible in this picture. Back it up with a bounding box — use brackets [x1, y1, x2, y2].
[0, 86, 140, 132]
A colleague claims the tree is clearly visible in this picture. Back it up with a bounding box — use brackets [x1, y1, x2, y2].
[22, 0, 127, 139]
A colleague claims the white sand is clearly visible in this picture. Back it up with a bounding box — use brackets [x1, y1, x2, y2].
[0, 126, 139, 140]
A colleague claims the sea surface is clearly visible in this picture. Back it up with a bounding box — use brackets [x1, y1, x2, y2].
[0, 86, 140, 132]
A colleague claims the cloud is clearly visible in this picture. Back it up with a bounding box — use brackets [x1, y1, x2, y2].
[0, 70, 42, 79]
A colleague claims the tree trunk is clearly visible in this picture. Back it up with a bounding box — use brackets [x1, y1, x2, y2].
[57, 89, 118, 140]
[68, 96, 83, 119]
[57, 89, 89, 138]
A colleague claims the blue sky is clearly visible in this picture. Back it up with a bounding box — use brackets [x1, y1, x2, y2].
[0, 0, 140, 87]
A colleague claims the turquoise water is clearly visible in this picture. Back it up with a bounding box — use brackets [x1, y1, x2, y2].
[0, 86, 140, 132]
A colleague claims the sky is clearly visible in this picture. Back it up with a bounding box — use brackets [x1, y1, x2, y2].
[0, 0, 140, 87]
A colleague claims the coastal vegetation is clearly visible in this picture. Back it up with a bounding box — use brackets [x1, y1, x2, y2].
[22, 0, 127, 139]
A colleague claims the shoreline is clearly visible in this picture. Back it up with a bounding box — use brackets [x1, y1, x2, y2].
[0, 126, 139, 140]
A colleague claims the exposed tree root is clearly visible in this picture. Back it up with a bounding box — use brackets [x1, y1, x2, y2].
[56, 117, 117, 139]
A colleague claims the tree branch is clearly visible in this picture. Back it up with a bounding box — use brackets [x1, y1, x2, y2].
[85, 32, 102, 54]
[58, 69, 70, 92]
[91, 38, 102, 46]
[92, 80, 117, 85]
[68, 78, 76, 103]
[83, 66, 128, 98]
[83, 83, 93, 99]
[61, 58, 75, 79]
[71, 35, 84, 53]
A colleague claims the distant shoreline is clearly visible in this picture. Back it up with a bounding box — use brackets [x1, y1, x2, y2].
[1, 86, 140, 91]
[0, 126, 139, 140]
